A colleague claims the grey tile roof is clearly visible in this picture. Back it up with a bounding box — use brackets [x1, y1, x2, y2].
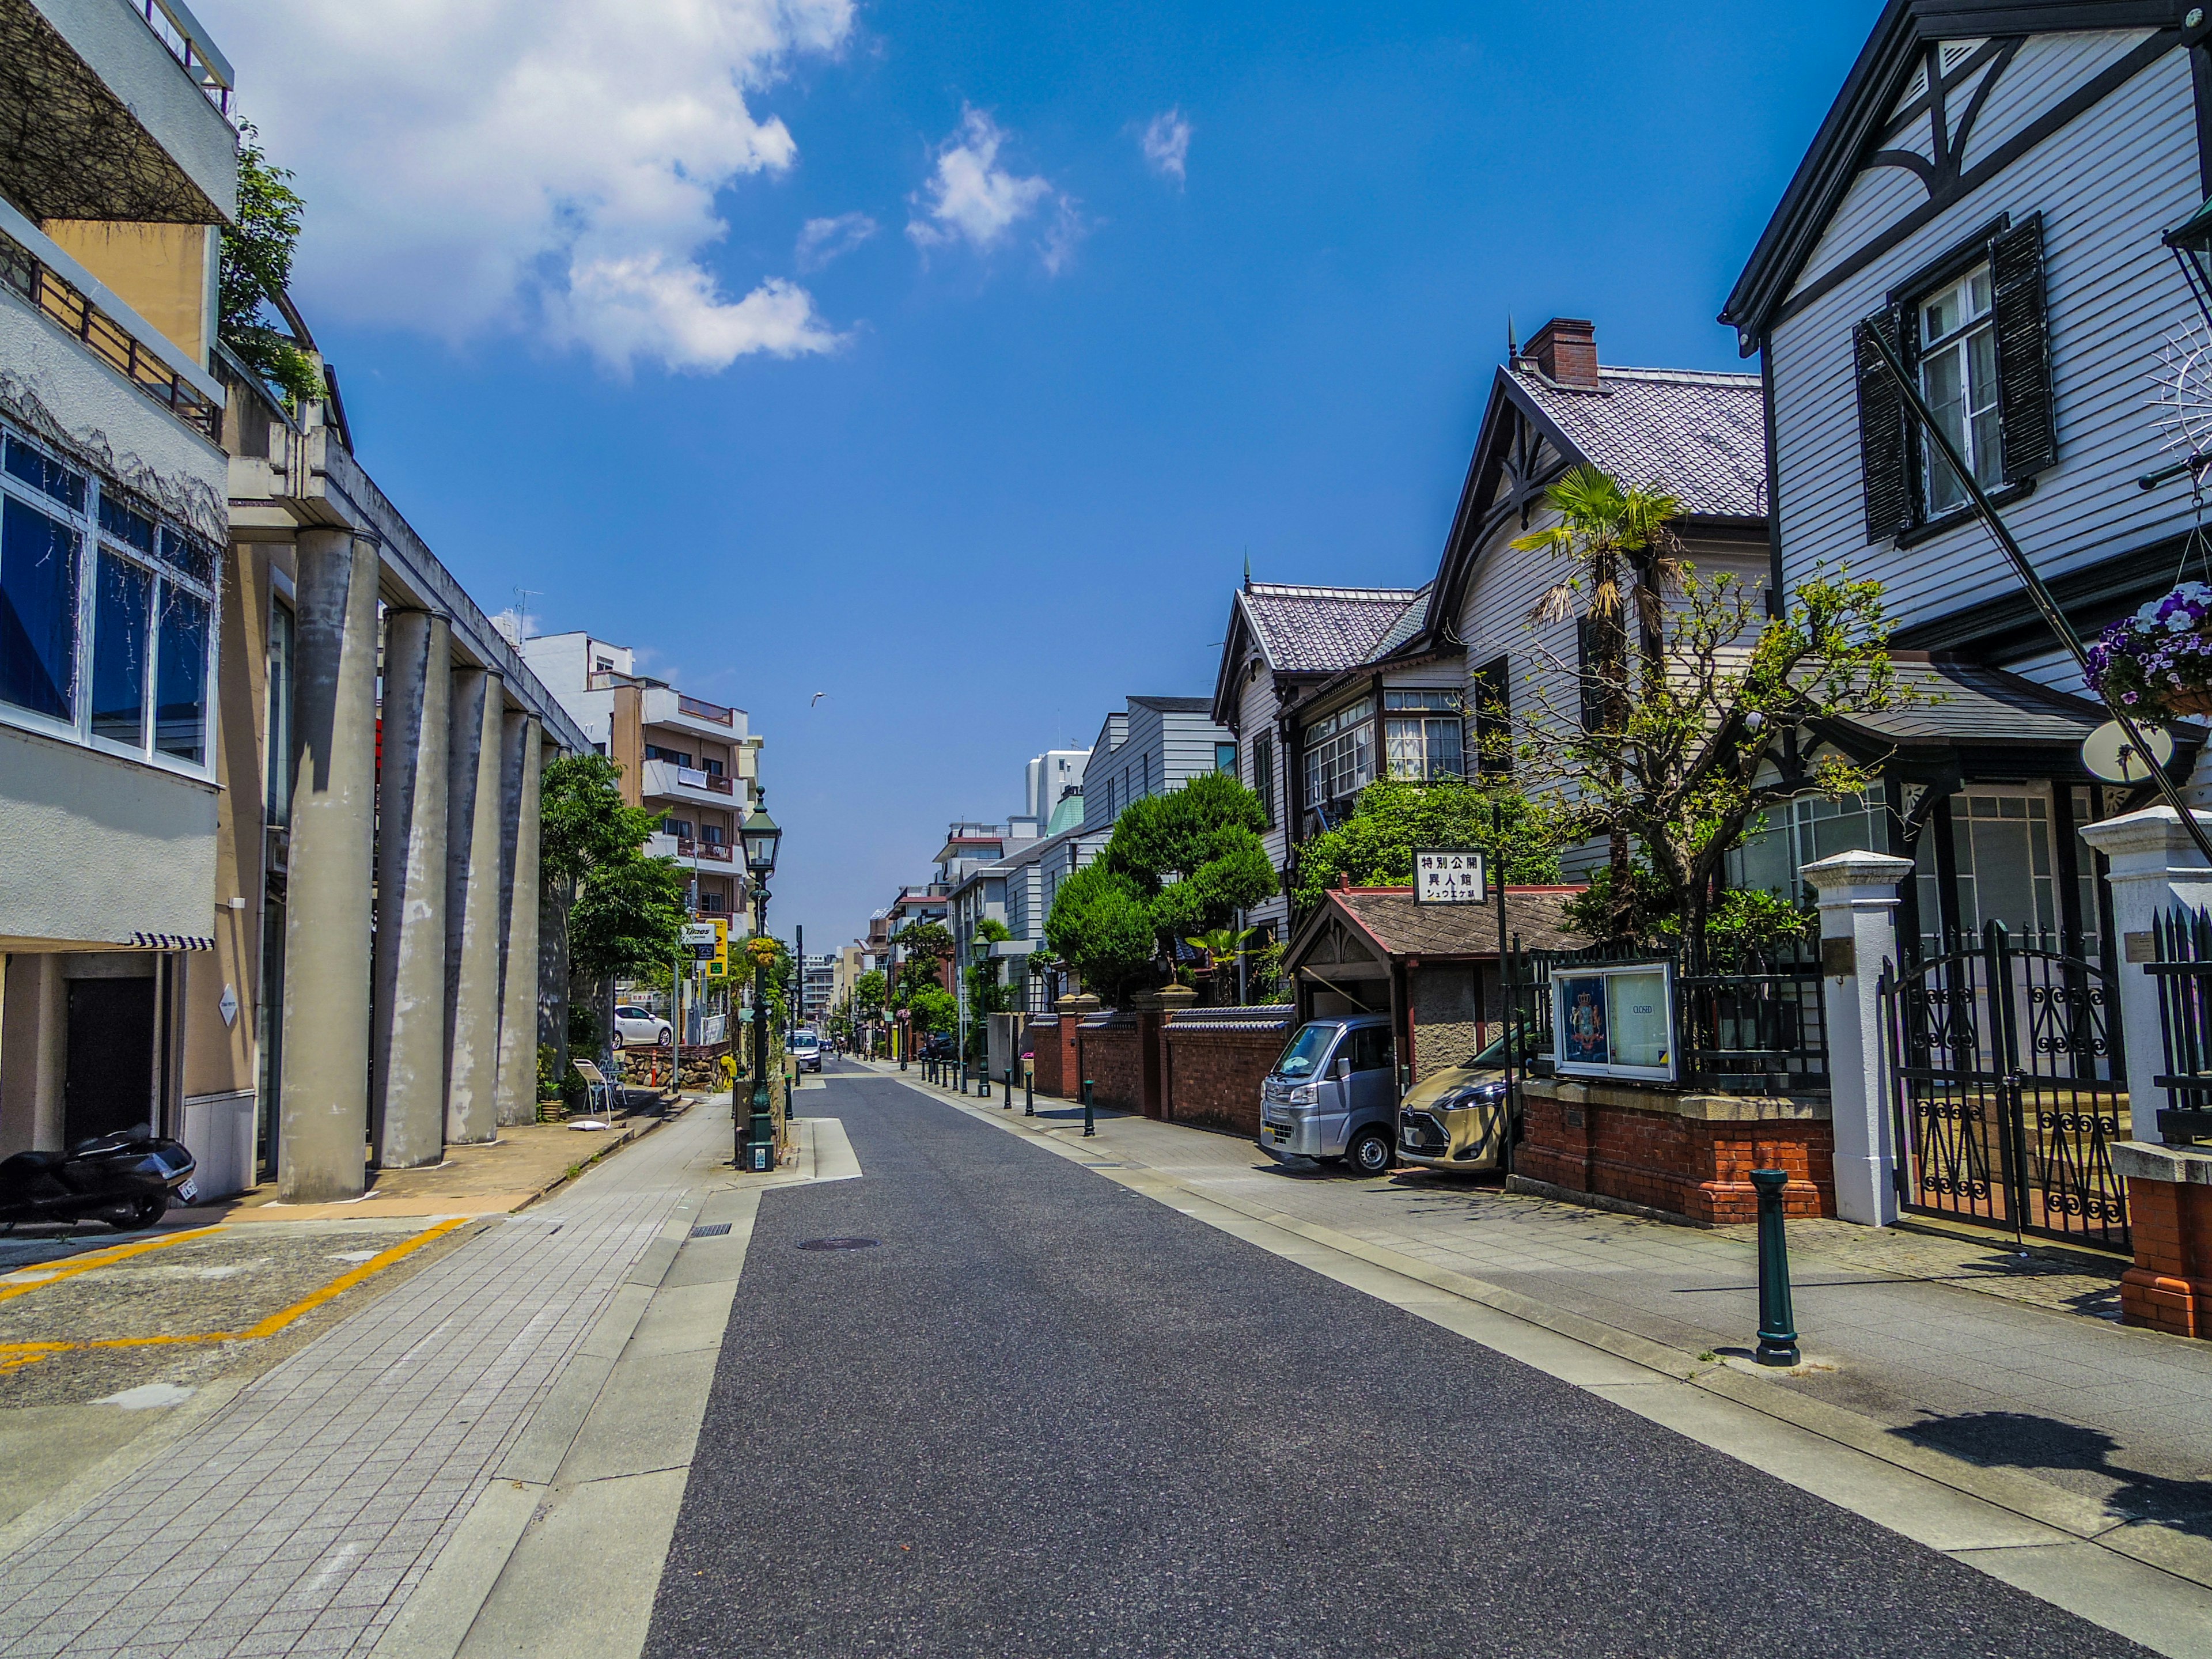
[1821, 654, 2200, 748]
[1512, 366, 1767, 518]
[1240, 583, 1427, 674]
[1331, 888, 1590, 959]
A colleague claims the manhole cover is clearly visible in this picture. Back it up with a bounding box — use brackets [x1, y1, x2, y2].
[796, 1237, 880, 1251]
[689, 1223, 732, 1238]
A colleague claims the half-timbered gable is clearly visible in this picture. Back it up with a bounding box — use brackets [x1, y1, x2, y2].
[1726, 2, 2206, 679]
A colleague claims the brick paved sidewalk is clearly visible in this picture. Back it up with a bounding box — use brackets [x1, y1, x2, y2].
[0, 1101, 736, 1659]
[884, 1065, 2212, 1551]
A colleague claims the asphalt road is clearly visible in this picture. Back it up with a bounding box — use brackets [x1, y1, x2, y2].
[645, 1062, 2143, 1658]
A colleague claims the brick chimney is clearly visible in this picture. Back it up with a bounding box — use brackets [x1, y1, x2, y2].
[1526, 317, 1599, 391]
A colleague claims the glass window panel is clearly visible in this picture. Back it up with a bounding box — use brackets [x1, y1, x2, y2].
[1426, 717, 1463, 778]
[0, 494, 79, 720]
[1999, 797, 2025, 819]
[1215, 741, 1237, 775]
[1606, 972, 1671, 1069]
[266, 599, 293, 825]
[1968, 818, 2037, 938]
[5, 435, 86, 512]
[158, 528, 214, 586]
[92, 550, 150, 747]
[97, 494, 155, 555]
[1923, 343, 1969, 513]
[153, 585, 209, 762]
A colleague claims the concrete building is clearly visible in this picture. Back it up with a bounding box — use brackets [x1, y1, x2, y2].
[0, 0, 241, 1179]
[798, 953, 834, 1024]
[0, 0, 589, 1203]
[520, 631, 762, 925]
[1025, 748, 1089, 834]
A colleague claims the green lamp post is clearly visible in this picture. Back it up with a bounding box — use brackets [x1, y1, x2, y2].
[739, 804, 782, 1171]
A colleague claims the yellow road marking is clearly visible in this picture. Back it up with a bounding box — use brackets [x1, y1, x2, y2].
[0, 1217, 474, 1374]
[0, 1226, 223, 1305]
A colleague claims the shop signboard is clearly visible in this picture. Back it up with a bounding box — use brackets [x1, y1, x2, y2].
[1412, 849, 1486, 905]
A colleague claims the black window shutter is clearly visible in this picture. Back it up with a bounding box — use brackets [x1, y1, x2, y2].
[1991, 213, 2055, 482]
[1853, 305, 1914, 541]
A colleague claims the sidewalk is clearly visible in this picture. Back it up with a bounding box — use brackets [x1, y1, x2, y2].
[877, 1062, 2212, 1594]
[0, 1094, 791, 1658]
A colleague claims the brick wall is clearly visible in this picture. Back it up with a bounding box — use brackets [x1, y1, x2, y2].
[1027, 1016, 1074, 1099]
[1160, 1021, 1287, 1136]
[1074, 1019, 1143, 1112]
[2122, 1177, 2212, 1338]
[1517, 1084, 1834, 1225]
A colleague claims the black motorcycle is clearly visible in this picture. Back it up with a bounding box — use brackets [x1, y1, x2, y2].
[0, 1131, 198, 1231]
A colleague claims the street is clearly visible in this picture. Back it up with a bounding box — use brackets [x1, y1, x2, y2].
[644, 1062, 2141, 1658]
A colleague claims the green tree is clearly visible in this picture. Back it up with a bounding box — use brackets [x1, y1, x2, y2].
[1044, 860, 1161, 1002]
[1511, 465, 1688, 937]
[907, 984, 956, 1036]
[218, 126, 323, 408]
[540, 753, 685, 1085]
[1513, 559, 1914, 957]
[854, 969, 887, 1024]
[1290, 777, 1562, 917]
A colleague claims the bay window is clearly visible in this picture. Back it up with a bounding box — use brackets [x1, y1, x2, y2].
[1302, 696, 1374, 804]
[1383, 690, 1464, 782]
[0, 422, 214, 771]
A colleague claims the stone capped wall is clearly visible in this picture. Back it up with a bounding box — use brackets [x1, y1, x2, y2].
[1074, 1017, 1143, 1113]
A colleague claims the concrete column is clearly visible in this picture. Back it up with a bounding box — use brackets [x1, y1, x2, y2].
[278, 529, 378, 1202]
[2078, 806, 2212, 1143]
[370, 609, 450, 1169]
[1802, 850, 1915, 1227]
[494, 713, 546, 1127]
[0, 953, 67, 1155]
[445, 670, 507, 1145]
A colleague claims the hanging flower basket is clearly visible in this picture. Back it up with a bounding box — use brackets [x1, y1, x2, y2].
[745, 936, 779, 970]
[2086, 582, 2212, 720]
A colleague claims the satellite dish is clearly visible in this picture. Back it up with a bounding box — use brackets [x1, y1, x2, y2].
[2082, 719, 2173, 784]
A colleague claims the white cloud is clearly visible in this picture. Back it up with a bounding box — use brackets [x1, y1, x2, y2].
[795, 212, 879, 272]
[1139, 109, 1192, 184]
[908, 107, 1075, 270]
[198, 0, 854, 373]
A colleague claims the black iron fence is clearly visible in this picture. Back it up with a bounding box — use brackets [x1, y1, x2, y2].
[1501, 934, 1828, 1096]
[2150, 907, 2212, 1146]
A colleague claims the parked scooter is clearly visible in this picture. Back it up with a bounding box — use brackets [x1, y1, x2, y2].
[0, 1130, 198, 1231]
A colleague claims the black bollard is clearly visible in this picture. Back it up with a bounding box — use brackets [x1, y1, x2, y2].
[1003, 1065, 1014, 1109]
[1024, 1065, 1034, 1116]
[1082, 1078, 1096, 1138]
[979, 1064, 991, 1102]
[1751, 1168, 1801, 1367]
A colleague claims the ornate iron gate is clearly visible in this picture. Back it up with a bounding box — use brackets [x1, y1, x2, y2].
[1881, 921, 2130, 1252]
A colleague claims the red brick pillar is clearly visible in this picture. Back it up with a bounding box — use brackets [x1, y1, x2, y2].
[2118, 1153, 2212, 1338]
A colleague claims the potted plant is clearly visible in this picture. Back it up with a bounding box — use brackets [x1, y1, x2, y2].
[2087, 581, 2212, 717]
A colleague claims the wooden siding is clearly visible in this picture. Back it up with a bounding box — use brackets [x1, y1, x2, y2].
[1959, 29, 2154, 171]
[1233, 664, 1291, 933]
[1769, 44, 2198, 635]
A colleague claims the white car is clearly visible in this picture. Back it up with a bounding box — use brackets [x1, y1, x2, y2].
[612, 1004, 672, 1048]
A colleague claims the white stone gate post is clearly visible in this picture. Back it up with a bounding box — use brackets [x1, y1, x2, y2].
[2077, 806, 2212, 1143]
[1802, 850, 1915, 1226]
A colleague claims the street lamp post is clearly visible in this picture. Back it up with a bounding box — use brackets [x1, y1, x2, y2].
[738, 805, 782, 1171]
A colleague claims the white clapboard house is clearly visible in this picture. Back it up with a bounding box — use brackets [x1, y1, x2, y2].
[1721, 1, 2212, 950]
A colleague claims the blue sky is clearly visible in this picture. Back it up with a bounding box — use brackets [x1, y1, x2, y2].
[200, 0, 1878, 953]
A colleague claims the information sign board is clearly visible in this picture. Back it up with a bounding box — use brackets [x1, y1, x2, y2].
[1412, 849, 1486, 905]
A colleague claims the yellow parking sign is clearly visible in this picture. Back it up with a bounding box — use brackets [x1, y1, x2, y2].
[704, 916, 729, 978]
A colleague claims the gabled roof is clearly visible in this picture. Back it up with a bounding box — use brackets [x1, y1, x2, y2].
[1238, 584, 1426, 673]
[1285, 887, 1590, 975]
[1425, 360, 1771, 639]
[1509, 366, 1767, 519]
[1721, 0, 2186, 342]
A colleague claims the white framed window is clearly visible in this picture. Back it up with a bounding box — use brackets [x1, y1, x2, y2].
[1918, 263, 2001, 514]
[1302, 696, 1374, 804]
[1383, 689, 1464, 782]
[0, 422, 215, 775]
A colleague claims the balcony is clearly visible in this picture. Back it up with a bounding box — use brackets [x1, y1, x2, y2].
[7, 0, 240, 224]
[0, 198, 221, 438]
[641, 757, 737, 810]
[642, 684, 744, 743]
[646, 832, 740, 867]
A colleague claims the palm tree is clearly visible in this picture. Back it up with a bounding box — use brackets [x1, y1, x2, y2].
[1512, 466, 1685, 940]
[1185, 926, 1260, 1005]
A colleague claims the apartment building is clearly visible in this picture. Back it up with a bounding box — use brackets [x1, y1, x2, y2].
[1078, 696, 1237, 832]
[521, 630, 763, 923]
